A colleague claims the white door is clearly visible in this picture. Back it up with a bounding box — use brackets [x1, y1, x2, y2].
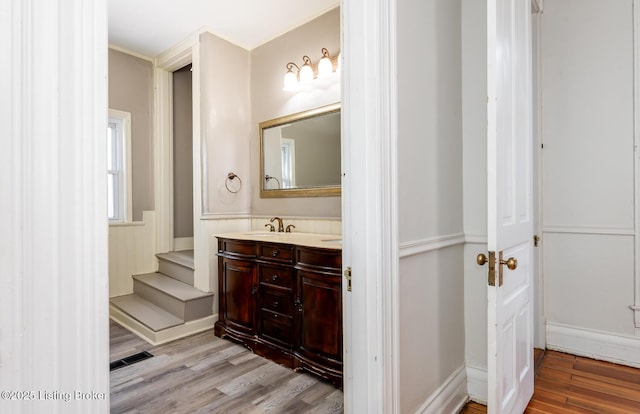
[485, 0, 535, 412]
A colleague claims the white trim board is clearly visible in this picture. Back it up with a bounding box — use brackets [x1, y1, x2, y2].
[543, 225, 635, 236]
[174, 237, 194, 251]
[465, 365, 488, 405]
[341, 0, 400, 410]
[633, 0, 640, 337]
[399, 233, 465, 258]
[110, 304, 216, 346]
[415, 365, 469, 414]
[546, 323, 640, 368]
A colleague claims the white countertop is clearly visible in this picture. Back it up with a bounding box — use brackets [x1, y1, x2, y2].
[215, 231, 342, 250]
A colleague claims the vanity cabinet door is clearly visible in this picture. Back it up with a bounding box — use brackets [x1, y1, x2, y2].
[219, 257, 257, 335]
[295, 270, 343, 368]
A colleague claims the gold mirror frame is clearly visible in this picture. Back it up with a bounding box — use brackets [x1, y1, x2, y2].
[259, 103, 341, 198]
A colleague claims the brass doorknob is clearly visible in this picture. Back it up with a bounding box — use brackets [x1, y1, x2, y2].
[501, 257, 518, 270]
[477, 253, 488, 266]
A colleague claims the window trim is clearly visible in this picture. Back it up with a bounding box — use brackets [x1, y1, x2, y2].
[108, 109, 132, 223]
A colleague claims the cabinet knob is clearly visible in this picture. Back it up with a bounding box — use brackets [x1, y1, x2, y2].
[273, 313, 278, 318]
[272, 274, 278, 281]
[273, 301, 279, 308]
[272, 250, 279, 257]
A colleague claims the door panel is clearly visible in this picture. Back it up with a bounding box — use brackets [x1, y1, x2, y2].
[222, 258, 256, 334]
[487, 0, 534, 412]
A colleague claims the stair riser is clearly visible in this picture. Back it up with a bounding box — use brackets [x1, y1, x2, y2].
[158, 259, 194, 285]
[133, 280, 213, 322]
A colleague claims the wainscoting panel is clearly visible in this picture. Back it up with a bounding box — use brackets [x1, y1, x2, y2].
[109, 211, 157, 297]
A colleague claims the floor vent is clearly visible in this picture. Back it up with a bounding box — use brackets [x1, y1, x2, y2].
[109, 351, 153, 371]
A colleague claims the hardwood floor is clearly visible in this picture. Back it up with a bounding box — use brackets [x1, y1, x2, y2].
[461, 349, 640, 413]
[109, 321, 343, 413]
[112, 323, 640, 414]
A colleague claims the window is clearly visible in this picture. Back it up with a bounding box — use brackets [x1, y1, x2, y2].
[107, 109, 132, 222]
[281, 138, 296, 189]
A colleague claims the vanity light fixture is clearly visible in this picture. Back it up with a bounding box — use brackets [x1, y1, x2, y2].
[283, 48, 340, 91]
[317, 48, 333, 78]
[283, 63, 300, 92]
[299, 56, 314, 83]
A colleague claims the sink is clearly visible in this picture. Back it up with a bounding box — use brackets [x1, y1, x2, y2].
[245, 233, 280, 236]
[322, 239, 342, 243]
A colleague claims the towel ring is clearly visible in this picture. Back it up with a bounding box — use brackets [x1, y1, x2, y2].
[225, 172, 242, 193]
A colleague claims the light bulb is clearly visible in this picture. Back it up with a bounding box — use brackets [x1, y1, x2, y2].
[299, 56, 314, 83]
[318, 56, 333, 78]
[283, 71, 298, 91]
[283, 62, 299, 91]
[318, 48, 333, 78]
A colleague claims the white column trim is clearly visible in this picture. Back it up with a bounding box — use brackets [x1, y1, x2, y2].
[633, 0, 640, 332]
[153, 67, 175, 254]
[0, 0, 109, 411]
[342, 0, 399, 412]
[152, 34, 198, 254]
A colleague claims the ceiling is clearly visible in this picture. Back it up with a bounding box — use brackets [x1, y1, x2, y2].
[108, 0, 340, 57]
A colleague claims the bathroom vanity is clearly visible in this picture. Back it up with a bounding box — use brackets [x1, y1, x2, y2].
[214, 232, 343, 388]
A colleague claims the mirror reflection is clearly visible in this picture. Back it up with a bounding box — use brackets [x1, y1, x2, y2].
[260, 103, 341, 198]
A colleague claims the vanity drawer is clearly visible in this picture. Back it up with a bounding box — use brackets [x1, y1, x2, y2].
[296, 246, 342, 271]
[260, 310, 293, 345]
[261, 287, 293, 316]
[259, 264, 293, 289]
[218, 238, 256, 257]
[259, 243, 294, 263]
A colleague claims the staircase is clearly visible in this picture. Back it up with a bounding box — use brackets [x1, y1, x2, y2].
[109, 250, 215, 345]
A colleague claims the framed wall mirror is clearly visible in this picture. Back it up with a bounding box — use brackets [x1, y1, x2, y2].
[260, 103, 341, 198]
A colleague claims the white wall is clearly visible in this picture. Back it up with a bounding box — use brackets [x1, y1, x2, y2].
[250, 8, 341, 218]
[397, 0, 467, 412]
[542, 0, 640, 364]
[461, 0, 489, 402]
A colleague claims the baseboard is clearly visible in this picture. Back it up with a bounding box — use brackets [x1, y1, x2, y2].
[415, 365, 468, 414]
[546, 322, 640, 368]
[110, 303, 216, 346]
[173, 237, 194, 251]
[465, 365, 488, 404]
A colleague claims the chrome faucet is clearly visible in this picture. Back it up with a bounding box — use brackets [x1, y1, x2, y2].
[270, 217, 284, 233]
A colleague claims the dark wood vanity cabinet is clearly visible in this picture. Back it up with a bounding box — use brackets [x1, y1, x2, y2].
[216, 239, 258, 339]
[215, 237, 342, 388]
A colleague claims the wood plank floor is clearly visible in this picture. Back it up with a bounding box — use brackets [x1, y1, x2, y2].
[112, 323, 640, 414]
[461, 349, 640, 413]
[109, 321, 343, 413]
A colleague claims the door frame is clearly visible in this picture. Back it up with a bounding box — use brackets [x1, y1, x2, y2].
[531, 0, 546, 350]
[341, 0, 399, 412]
